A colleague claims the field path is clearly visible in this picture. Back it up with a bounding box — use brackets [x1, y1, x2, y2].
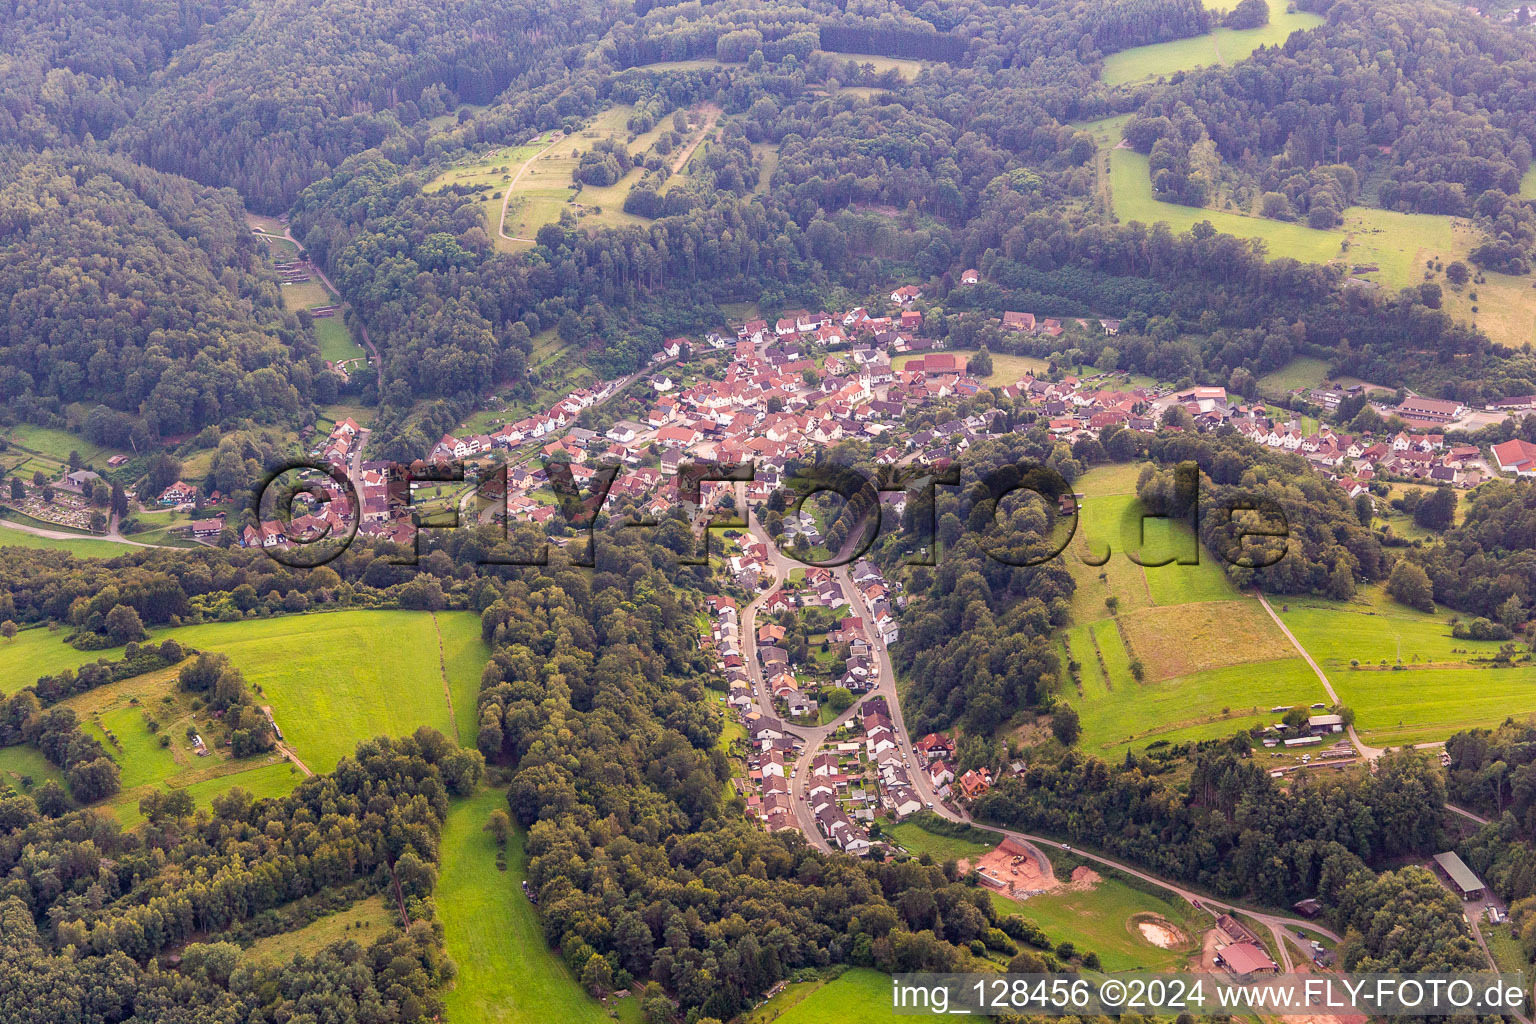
[670, 103, 721, 174]
[498, 133, 565, 244]
[429, 612, 460, 741]
[250, 222, 385, 394]
[261, 705, 314, 776]
[1254, 590, 1382, 759]
[0, 516, 159, 548]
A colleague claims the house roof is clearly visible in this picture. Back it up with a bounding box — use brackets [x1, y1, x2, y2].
[1220, 942, 1276, 975]
[1433, 851, 1484, 892]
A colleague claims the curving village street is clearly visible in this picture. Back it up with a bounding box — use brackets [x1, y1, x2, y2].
[729, 502, 1348, 964]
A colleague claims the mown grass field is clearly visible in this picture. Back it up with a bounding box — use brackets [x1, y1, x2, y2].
[1276, 589, 1536, 746]
[1074, 651, 1328, 752]
[166, 611, 488, 772]
[0, 524, 138, 558]
[439, 788, 610, 1024]
[0, 610, 489, 771]
[58, 663, 297, 824]
[313, 317, 365, 364]
[884, 820, 997, 862]
[893, 349, 1049, 386]
[1434, 220, 1536, 350]
[280, 278, 333, 311]
[116, 760, 299, 827]
[500, 106, 672, 246]
[1058, 465, 1325, 753]
[1256, 356, 1333, 397]
[0, 626, 121, 692]
[997, 870, 1203, 972]
[819, 53, 929, 80]
[1098, 118, 1519, 332]
[242, 894, 398, 965]
[1099, 0, 1323, 86]
[7, 423, 123, 465]
[0, 743, 65, 792]
[761, 969, 904, 1024]
[424, 135, 554, 247]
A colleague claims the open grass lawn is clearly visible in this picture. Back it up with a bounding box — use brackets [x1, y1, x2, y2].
[1139, 516, 1239, 604]
[314, 318, 366, 364]
[1064, 488, 1154, 622]
[0, 611, 490, 772]
[996, 871, 1203, 972]
[1257, 355, 1333, 398]
[165, 610, 488, 772]
[1485, 923, 1525, 976]
[752, 143, 778, 193]
[320, 403, 376, 428]
[246, 213, 287, 235]
[1098, 121, 1535, 340]
[58, 664, 298, 823]
[0, 743, 66, 793]
[424, 136, 554, 238]
[1110, 147, 1344, 262]
[1435, 219, 1536, 350]
[7, 423, 122, 465]
[884, 819, 998, 863]
[0, 524, 137, 558]
[1077, 656, 1326, 753]
[1277, 589, 1536, 746]
[242, 894, 398, 966]
[500, 106, 672, 246]
[280, 279, 334, 311]
[1100, 0, 1323, 86]
[819, 52, 930, 80]
[0, 626, 121, 692]
[119, 761, 299, 828]
[259, 233, 299, 256]
[765, 968, 905, 1024]
[1056, 464, 1330, 753]
[439, 788, 609, 1024]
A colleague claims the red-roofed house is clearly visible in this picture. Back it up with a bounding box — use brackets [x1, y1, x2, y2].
[1494, 438, 1536, 476]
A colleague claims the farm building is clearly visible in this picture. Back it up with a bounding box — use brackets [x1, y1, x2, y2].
[1217, 941, 1278, 979]
[1395, 396, 1464, 423]
[1493, 438, 1536, 476]
[1432, 852, 1486, 900]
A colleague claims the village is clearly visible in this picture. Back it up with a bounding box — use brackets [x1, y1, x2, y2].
[196, 277, 1526, 569]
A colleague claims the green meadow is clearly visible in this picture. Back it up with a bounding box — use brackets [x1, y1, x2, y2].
[885, 820, 999, 862]
[57, 664, 299, 824]
[1099, 118, 1490, 307]
[493, 106, 675, 247]
[424, 135, 555, 247]
[1256, 356, 1333, 398]
[113, 761, 299, 828]
[996, 870, 1203, 972]
[439, 788, 610, 1024]
[242, 893, 398, 965]
[765, 968, 905, 1024]
[0, 525, 138, 558]
[1277, 589, 1536, 746]
[1058, 465, 1323, 754]
[0, 610, 489, 772]
[1100, 0, 1323, 87]
[0, 743, 65, 792]
[313, 317, 365, 364]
